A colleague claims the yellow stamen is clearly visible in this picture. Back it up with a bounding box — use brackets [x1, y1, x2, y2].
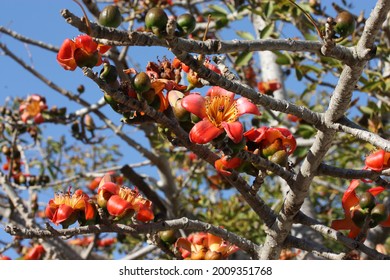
[205, 96, 238, 127]
[25, 100, 41, 117]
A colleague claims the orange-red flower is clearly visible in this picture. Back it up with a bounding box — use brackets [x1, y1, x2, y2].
[0, 255, 11, 260]
[68, 236, 117, 247]
[364, 149, 390, 171]
[175, 232, 239, 260]
[97, 173, 154, 222]
[88, 172, 123, 191]
[182, 86, 260, 144]
[214, 155, 243, 176]
[331, 180, 390, 239]
[45, 188, 96, 227]
[244, 126, 297, 157]
[19, 94, 47, 124]
[24, 245, 45, 260]
[257, 80, 281, 95]
[57, 35, 110, 71]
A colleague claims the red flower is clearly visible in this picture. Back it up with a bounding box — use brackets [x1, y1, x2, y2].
[257, 80, 281, 95]
[331, 180, 390, 239]
[214, 155, 243, 176]
[287, 114, 301, 123]
[175, 232, 239, 260]
[0, 255, 11, 260]
[181, 86, 260, 144]
[69, 236, 117, 248]
[97, 173, 154, 222]
[57, 35, 110, 71]
[88, 172, 124, 191]
[24, 245, 45, 260]
[244, 126, 297, 156]
[364, 149, 390, 171]
[45, 188, 96, 227]
[19, 94, 47, 124]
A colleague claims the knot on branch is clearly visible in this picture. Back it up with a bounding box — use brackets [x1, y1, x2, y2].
[321, 17, 336, 56]
[356, 45, 377, 61]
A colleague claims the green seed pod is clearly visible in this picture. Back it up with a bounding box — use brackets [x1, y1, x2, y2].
[100, 63, 118, 85]
[74, 49, 99, 68]
[168, 90, 190, 121]
[177, 13, 196, 36]
[370, 204, 388, 225]
[159, 230, 176, 244]
[334, 11, 356, 37]
[145, 7, 168, 36]
[133, 72, 151, 94]
[351, 207, 368, 228]
[99, 5, 122, 28]
[269, 150, 289, 167]
[359, 192, 376, 211]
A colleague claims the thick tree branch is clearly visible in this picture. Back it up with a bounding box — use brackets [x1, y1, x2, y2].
[6, 218, 260, 258]
[60, 9, 355, 64]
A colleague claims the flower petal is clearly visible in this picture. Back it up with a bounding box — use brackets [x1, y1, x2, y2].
[380, 214, 390, 227]
[57, 38, 77, 71]
[189, 120, 223, 144]
[106, 195, 133, 217]
[331, 217, 363, 239]
[181, 93, 207, 119]
[342, 179, 360, 214]
[75, 35, 98, 53]
[98, 173, 116, 188]
[222, 121, 243, 143]
[175, 237, 192, 258]
[99, 182, 120, 195]
[54, 204, 74, 224]
[236, 97, 260, 116]
[244, 127, 266, 142]
[45, 200, 57, 220]
[207, 86, 234, 100]
[215, 156, 242, 176]
[136, 206, 154, 222]
[368, 186, 385, 196]
[84, 202, 96, 221]
[365, 150, 385, 171]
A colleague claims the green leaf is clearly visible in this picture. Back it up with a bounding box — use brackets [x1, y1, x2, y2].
[295, 67, 303, 81]
[260, 22, 274, 39]
[264, 0, 274, 18]
[235, 51, 253, 67]
[300, 64, 322, 75]
[236, 31, 255, 40]
[209, 4, 228, 16]
[361, 80, 384, 92]
[275, 52, 292, 65]
[358, 106, 374, 115]
[297, 124, 316, 139]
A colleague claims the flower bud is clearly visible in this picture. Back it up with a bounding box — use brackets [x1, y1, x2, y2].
[269, 150, 288, 167]
[177, 13, 196, 36]
[99, 5, 122, 28]
[351, 207, 368, 228]
[100, 63, 118, 85]
[370, 204, 388, 227]
[204, 250, 223, 260]
[359, 192, 376, 211]
[133, 72, 151, 94]
[145, 7, 168, 37]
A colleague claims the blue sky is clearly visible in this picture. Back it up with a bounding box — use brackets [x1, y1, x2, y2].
[0, 0, 378, 259]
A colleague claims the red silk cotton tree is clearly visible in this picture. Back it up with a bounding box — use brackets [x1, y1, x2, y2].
[2, 0, 390, 262]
